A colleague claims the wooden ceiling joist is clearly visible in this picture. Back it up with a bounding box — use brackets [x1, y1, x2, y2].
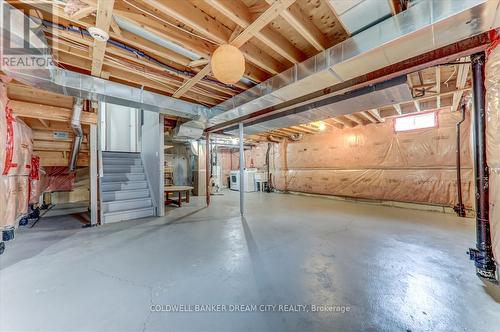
[172, 0, 297, 99]
[366, 109, 384, 122]
[264, 0, 327, 51]
[359, 111, 377, 124]
[343, 114, 364, 126]
[206, 0, 304, 64]
[90, 0, 115, 77]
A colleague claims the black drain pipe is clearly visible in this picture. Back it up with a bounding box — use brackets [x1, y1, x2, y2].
[468, 52, 497, 281]
[453, 102, 466, 217]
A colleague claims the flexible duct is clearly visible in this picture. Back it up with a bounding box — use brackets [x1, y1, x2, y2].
[69, 98, 83, 172]
[267, 135, 284, 143]
[288, 133, 303, 141]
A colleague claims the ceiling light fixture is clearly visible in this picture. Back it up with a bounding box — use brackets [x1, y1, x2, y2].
[87, 27, 109, 42]
[211, 44, 245, 84]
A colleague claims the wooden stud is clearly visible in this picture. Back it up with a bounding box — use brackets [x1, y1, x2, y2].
[452, 57, 470, 112]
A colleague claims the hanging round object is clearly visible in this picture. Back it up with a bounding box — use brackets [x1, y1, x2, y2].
[210, 44, 245, 84]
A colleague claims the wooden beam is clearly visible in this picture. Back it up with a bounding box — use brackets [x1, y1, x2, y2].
[91, 0, 115, 77]
[34, 140, 89, 152]
[265, 0, 327, 51]
[323, 118, 344, 129]
[7, 83, 74, 109]
[109, 16, 122, 36]
[359, 111, 377, 123]
[344, 114, 364, 125]
[172, 0, 296, 98]
[206, 0, 304, 63]
[331, 116, 355, 128]
[11, 100, 97, 124]
[413, 100, 421, 112]
[140, 0, 230, 44]
[38, 151, 89, 167]
[322, 0, 350, 36]
[51, 44, 224, 105]
[435, 66, 441, 108]
[38, 118, 50, 128]
[393, 104, 402, 115]
[70, 5, 95, 20]
[172, 65, 211, 98]
[231, 0, 297, 48]
[452, 57, 469, 112]
[33, 129, 88, 143]
[366, 109, 384, 122]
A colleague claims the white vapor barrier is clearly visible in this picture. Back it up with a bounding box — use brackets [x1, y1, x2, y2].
[486, 41, 500, 263]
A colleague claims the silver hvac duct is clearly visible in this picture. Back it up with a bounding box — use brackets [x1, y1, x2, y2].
[0, 1, 210, 121]
[69, 98, 83, 172]
[208, 0, 500, 127]
[225, 75, 413, 135]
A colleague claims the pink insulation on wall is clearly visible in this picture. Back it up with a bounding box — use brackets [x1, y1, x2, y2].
[486, 41, 500, 262]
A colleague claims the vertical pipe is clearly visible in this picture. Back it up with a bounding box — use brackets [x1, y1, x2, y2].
[206, 133, 210, 206]
[468, 52, 496, 280]
[454, 103, 466, 217]
[239, 123, 245, 216]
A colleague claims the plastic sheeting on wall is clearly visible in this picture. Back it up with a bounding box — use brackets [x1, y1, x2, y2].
[486, 41, 500, 263]
[0, 176, 29, 229]
[0, 83, 33, 176]
[0, 82, 33, 229]
[272, 108, 473, 208]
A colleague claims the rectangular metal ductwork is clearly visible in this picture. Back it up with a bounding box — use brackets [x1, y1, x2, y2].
[209, 0, 500, 128]
[224, 76, 412, 136]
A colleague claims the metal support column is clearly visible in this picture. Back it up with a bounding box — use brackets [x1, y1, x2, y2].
[468, 51, 496, 281]
[239, 123, 245, 216]
[89, 124, 98, 226]
[206, 133, 210, 206]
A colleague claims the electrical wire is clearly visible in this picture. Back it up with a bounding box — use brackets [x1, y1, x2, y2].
[41, 20, 242, 93]
[122, 0, 220, 46]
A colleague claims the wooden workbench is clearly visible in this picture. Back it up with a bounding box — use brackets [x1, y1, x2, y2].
[164, 186, 193, 207]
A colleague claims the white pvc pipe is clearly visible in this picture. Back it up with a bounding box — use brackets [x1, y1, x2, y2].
[239, 123, 244, 216]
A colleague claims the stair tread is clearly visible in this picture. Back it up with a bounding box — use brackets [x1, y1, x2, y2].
[102, 188, 149, 193]
[103, 206, 154, 216]
[103, 172, 145, 175]
[102, 197, 152, 205]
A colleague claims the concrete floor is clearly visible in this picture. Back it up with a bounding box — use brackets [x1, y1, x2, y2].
[1, 191, 499, 331]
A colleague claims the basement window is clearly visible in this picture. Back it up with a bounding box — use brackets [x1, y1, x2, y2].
[394, 112, 437, 132]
